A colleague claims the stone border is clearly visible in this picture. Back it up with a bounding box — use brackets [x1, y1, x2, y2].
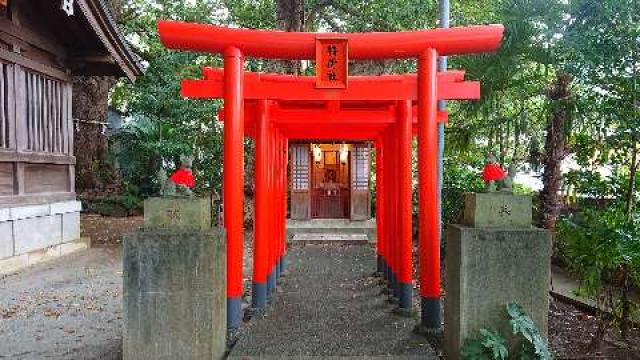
[0, 200, 82, 221]
[0, 200, 83, 275]
[0, 238, 88, 275]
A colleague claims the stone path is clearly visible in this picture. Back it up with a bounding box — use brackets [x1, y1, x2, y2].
[229, 244, 436, 359]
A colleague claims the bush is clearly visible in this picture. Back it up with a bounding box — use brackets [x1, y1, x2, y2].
[441, 158, 485, 226]
[82, 184, 144, 217]
[558, 205, 640, 339]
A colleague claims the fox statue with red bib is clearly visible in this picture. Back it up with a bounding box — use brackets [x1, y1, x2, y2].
[158, 155, 196, 197]
[482, 152, 515, 193]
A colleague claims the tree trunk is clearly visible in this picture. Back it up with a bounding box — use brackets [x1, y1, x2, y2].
[72, 0, 123, 194]
[275, 0, 305, 74]
[72, 76, 119, 192]
[625, 140, 638, 219]
[620, 265, 632, 339]
[540, 72, 572, 230]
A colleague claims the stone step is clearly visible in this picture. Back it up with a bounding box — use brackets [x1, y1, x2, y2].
[286, 219, 377, 242]
[290, 233, 369, 244]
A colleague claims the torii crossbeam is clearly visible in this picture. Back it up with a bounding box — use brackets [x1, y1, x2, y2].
[158, 20, 504, 332]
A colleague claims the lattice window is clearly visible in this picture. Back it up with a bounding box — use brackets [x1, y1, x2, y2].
[352, 146, 370, 190]
[25, 70, 69, 153]
[292, 145, 309, 191]
[0, 62, 11, 149]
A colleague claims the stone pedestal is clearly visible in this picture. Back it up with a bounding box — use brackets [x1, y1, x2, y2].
[144, 197, 212, 231]
[445, 193, 551, 360]
[123, 229, 226, 360]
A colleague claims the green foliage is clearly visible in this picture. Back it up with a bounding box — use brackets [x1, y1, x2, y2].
[559, 207, 640, 290]
[507, 303, 553, 360]
[558, 205, 640, 335]
[462, 303, 552, 360]
[85, 194, 143, 217]
[448, 0, 562, 165]
[462, 329, 509, 360]
[111, 1, 227, 197]
[441, 156, 485, 225]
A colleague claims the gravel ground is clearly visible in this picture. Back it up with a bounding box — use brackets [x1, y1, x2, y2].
[230, 244, 436, 358]
[0, 247, 123, 360]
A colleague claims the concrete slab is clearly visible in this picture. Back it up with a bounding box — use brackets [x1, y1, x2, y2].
[0, 239, 88, 275]
[0, 221, 13, 259]
[10, 204, 50, 220]
[14, 214, 63, 255]
[62, 212, 81, 242]
[0, 208, 10, 222]
[50, 200, 82, 215]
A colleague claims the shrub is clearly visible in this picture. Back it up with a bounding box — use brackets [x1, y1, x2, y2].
[441, 158, 485, 226]
[558, 205, 640, 340]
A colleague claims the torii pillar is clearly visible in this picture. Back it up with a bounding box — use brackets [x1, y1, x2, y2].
[223, 46, 245, 329]
[417, 48, 441, 332]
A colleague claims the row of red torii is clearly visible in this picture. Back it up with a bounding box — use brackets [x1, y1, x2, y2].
[158, 21, 504, 331]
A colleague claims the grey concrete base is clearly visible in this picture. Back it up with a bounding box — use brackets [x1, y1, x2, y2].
[227, 297, 242, 330]
[123, 229, 226, 360]
[0, 201, 82, 275]
[419, 297, 442, 333]
[252, 282, 268, 310]
[444, 225, 551, 360]
[398, 282, 413, 310]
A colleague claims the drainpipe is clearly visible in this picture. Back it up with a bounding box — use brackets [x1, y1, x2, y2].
[437, 1, 449, 234]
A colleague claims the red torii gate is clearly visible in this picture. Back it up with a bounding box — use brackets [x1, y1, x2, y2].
[158, 21, 504, 332]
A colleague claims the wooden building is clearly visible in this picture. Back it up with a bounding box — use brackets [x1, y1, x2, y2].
[289, 142, 371, 220]
[0, 0, 141, 272]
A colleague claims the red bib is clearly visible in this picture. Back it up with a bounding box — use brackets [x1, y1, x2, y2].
[169, 168, 195, 188]
[482, 163, 506, 182]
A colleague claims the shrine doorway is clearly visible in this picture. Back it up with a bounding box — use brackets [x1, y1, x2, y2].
[290, 142, 371, 221]
[310, 143, 350, 219]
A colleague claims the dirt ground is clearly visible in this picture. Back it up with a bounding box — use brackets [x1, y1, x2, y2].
[80, 214, 143, 246]
[1, 215, 639, 359]
[549, 298, 640, 359]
